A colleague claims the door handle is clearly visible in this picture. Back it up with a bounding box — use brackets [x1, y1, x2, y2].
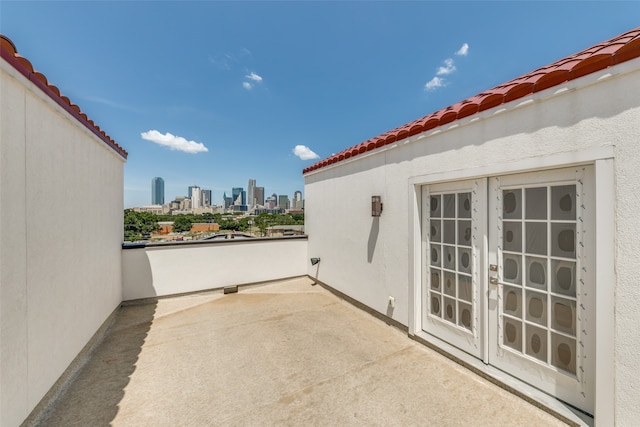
[489, 277, 499, 285]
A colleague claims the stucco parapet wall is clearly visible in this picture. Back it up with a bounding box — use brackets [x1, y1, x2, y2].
[303, 26, 640, 175]
[0, 34, 127, 160]
[122, 234, 308, 249]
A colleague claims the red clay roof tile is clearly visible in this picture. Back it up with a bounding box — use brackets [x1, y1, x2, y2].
[0, 34, 128, 159]
[304, 26, 640, 174]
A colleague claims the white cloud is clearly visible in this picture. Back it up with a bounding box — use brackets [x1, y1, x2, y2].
[293, 145, 319, 160]
[141, 130, 208, 154]
[243, 82, 253, 90]
[437, 58, 456, 75]
[245, 72, 263, 82]
[425, 77, 445, 91]
[456, 43, 469, 56]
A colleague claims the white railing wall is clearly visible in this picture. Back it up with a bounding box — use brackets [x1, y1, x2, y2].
[122, 236, 309, 301]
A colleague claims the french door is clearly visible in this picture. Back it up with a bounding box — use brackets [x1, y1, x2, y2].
[421, 166, 594, 414]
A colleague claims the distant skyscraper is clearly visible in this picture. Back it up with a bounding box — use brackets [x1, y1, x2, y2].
[151, 177, 164, 205]
[188, 185, 199, 199]
[223, 192, 233, 209]
[255, 187, 265, 206]
[278, 195, 290, 210]
[232, 187, 246, 206]
[192, 187, 202, 208]
[247, 179, 256, 209]
[266, 193, 277, 209]
[293, 191, 302, 209]
[202, 189, 212, 207]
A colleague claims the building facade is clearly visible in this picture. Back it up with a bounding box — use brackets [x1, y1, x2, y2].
[293, 191, 302, 210]
[278, 195, 289, 210]
[255, 186, 265, 206]
[1, 35, 128, 426]
[151, 177, 164, 205]
[247, 179, 256, 209]
[304, 28, 640, 425]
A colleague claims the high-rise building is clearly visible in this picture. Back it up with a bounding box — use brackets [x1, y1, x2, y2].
[293, 191, 302, 209]
[188, 185, 199, 199]
[151, 177, 164, 205]
[223, 192, 233, 209]
[255, 187, 265, 206]
[247, 179, 256, 209]
[266, 193, 277, 209]
[278, 195, 290, 210]
[202, 189, 212, 207]
[232, 187, 244, 206]
[191, 186, 202, 209]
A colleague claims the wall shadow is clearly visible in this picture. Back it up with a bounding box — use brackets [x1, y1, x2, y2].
[36, 302, 157, 426]
[367, 217, 380, 263]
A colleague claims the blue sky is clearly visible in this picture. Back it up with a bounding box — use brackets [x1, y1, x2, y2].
[2, 1, 638, 208]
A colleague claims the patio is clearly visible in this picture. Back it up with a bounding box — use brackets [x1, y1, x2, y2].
[37, 277, 565, 426]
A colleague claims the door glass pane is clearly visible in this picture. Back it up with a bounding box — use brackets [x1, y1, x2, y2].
[551, 260, 576, 296]
[525, 222, 547, 255]
[458, 248, 472, 274]
[430, 220, 441, 242]
[525, 257, 547, 290]
[430, 244, 441, 267]
[443, 220, 456, 244]
[443, 194, 456, 218]
[551, 297, 576, 335]
[459, 302, 472, 331]
[551, 185, 576, 220]
[503, 255, 521, 285]
[503, 285, 522, 317]
[503, 221, 522, 252]
[443, 271, 456, 297]
[444, 297, 456, 323]
[430, 269, 441, 291]
[430, 292, 441, 317]
[458, 220, 472, 246]
[443, 245, 456, 270]
[503, 189, 522, 220]
[430, 195, 441, 218]
[503, 318, 523, 352]
[551, 223, 576, 258]
[526, 324, 548, 363]
[526, 187, 547, 220]
[458, 192, 472, 218]
[551, 333, 576, 375]
[458, 274, 472, 302]
[526, 290, 547, 326]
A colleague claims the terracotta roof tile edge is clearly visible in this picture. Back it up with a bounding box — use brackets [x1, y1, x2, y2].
[0, 34, 128, 160]
[303, 26, 640, 175]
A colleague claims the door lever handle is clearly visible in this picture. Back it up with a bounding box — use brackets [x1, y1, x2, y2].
[489, 277, 499, 285]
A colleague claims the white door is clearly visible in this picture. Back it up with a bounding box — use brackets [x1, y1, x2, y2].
[421, 179, 486, 359]
[422, 166, 594, 415]
[487, 167, 594, 414]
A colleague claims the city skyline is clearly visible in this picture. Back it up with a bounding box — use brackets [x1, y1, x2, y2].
[146, 176, 301, 210]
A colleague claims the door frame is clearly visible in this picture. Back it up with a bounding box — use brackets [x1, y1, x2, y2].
[407, 146, 615, 425]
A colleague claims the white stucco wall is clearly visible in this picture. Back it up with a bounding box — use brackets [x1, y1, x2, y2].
[122, 237, 309, 300]
[305, 58, 640, 424]
[1, 59, 125, 425]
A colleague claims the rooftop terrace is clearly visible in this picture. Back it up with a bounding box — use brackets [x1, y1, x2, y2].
[34, 277, 565, 426]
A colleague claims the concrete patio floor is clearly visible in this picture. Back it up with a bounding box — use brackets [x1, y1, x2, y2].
[38, 277, 567, 426]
